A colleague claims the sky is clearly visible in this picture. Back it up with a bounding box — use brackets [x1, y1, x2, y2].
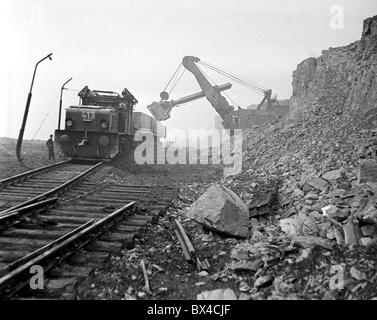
[0, 0, 376, 141]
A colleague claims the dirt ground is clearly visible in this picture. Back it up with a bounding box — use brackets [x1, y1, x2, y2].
[0, 137, 63, 180]
[77, 160, 231, 300]
[2, 138, 376, 300]
[0, 138, 231, 300]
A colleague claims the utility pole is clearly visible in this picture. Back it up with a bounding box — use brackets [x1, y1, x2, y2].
[16, 53, 53, 161]
[58, 77, 73, 130]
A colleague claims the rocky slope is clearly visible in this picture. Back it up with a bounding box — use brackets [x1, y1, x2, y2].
[290, 15, 377, 119]
[177, 15, 377, 299]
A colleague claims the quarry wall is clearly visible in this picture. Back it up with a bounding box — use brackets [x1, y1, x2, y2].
[290, 15, 377, 119]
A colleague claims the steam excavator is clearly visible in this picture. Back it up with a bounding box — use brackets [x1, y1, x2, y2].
[147, 56, 289, 130]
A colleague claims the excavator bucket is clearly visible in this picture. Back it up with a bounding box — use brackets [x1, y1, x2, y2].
[148, 83, 232, 122]
[147, 101, 174, 121]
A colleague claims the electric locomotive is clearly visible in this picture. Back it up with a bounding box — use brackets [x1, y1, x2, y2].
[55, 86, 165, 160]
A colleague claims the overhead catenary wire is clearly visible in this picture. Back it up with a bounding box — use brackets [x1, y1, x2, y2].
[65, 88, 81, 92]
[31, 92, 60, 140]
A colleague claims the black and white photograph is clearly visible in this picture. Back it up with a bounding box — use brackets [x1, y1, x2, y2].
[0, 0, 377, 309]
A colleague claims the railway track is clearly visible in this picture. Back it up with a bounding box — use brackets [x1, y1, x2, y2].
[0, 160, 102, 215]
[0, 163, 178, 299]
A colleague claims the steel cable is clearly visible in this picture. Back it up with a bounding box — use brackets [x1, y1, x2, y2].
[197, 65, 240, 107]
[200, 59, 267, 90]
[199, 60, 267, 94]
[168, 68, 186, 96]
[200, 62, 264, 94]
[162, 63, 183, 94]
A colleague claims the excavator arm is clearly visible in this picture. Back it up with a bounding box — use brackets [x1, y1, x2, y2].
[181, 56, 234, 119]
[147, 83, 232, 121]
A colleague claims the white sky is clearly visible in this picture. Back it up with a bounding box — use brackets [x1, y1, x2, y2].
[0, 0, 376, 140]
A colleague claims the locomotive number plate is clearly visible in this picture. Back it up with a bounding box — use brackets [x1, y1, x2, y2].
[82, 111, 95, 121]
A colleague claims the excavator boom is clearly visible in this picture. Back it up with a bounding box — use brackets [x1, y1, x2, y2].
[182, 56, 234, 119]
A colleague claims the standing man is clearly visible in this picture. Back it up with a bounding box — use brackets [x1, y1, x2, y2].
[46, 134, 55, 160]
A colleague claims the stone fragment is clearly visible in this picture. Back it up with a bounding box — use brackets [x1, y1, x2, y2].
[321, 205, 337, 215]
[239, 281, 251, 292]
[322, 169, 345, 182]
[198, 271, 209, 277]
[305, 192, 319, 200]
[46, 278, 77, 292]
[322, 205, 350, 220]
[343, 220, 359, 245]
[228, 260, 263, 272]
[350, 266, 365, 281]
[357, 196, 377, 225]
[333, 227, 345, 244]
[281, 206, 297, 218]
[360, 237, 373, 246]
[361, 225, 376, 237]
[155, 287, 168, 295]
[296, 248, 312, 263]
[248, 190, 276, 217]
[195, 282, 206, 286]
[295, 211, 322, 237]
[279, 216, 297, 236]
[238, 293, 251, 300]
[254, 274, 274, 288]
[357, 161, 377, 184]
[251, 229, 266, 242]
[197, 288, 237, 300]
[305, 177, 329, 191]
[291, 235, 333, 250]
[292, 188, 305, 198]
[188, 184, 249, 237]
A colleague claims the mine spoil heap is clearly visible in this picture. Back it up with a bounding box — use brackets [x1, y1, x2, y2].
[185, 15, 377, 300]
[241, 15, 377, 182]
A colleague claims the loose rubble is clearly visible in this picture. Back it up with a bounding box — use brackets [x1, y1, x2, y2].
[69, 15, 377, 300]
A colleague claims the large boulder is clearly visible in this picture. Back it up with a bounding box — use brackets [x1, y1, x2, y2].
[188, 184, 249, 237]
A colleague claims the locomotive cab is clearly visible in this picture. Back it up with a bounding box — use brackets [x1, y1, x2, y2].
[55, 86, 166, 161]
[55, 86, 136, 160]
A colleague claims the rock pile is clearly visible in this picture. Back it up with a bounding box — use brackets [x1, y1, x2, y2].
[179, 16, 377, 299]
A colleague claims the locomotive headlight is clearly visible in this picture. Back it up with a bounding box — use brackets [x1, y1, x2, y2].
[99, 135, 110, 146]
[100, 120, 108, 129]
[66, 119, 74, 127]
[59, 134, 70, 144]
